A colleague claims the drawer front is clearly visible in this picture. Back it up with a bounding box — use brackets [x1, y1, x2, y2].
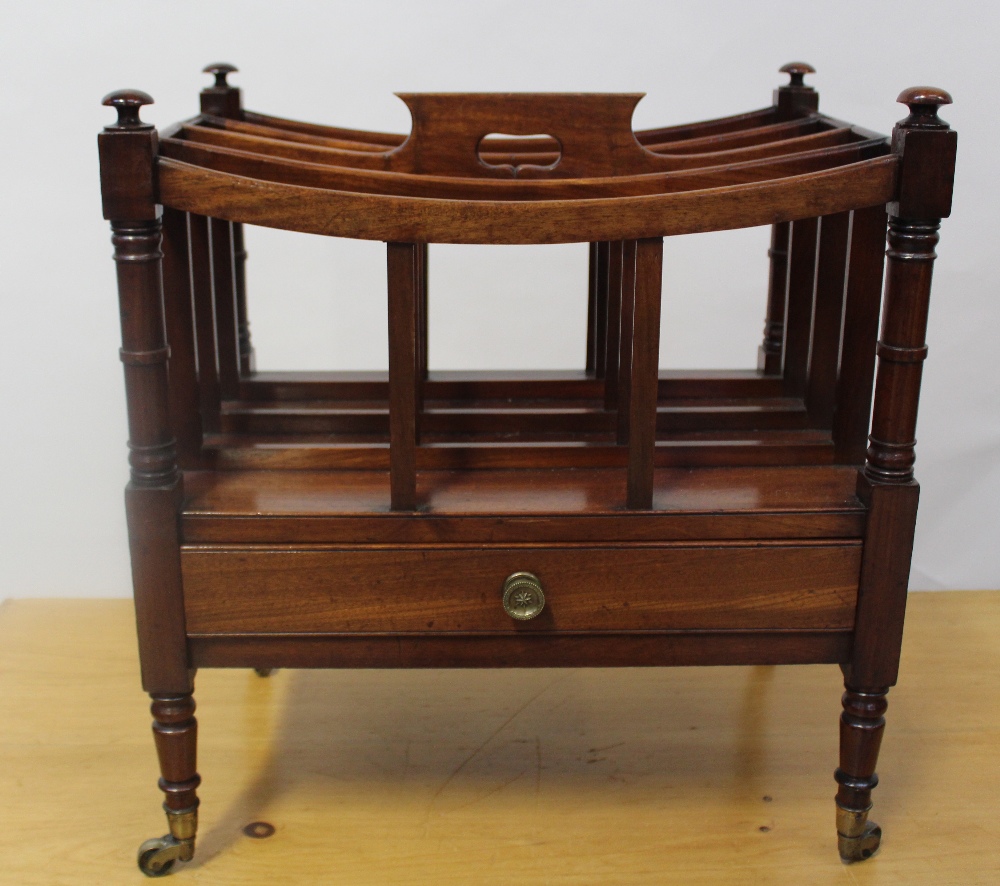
[182, 544, 860, 634]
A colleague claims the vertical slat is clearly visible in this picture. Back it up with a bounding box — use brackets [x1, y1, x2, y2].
[783, 216, 819, 396]
[232, 222, 255, 375]
[626, 237, 663, 509]
[585, 242, 598, 374]
[603, 241, 624, 410]
[210, 218, 240, 400]
[832, 205, 888, 463]
[161, 208, 202, 467]
[758, 221, 790, 374]
[806, 211, 852, 426]
[188, 214, 220, 434]
[416, 243, 429, 380]
[593, 242, 610, 378]
[388, 242, 419, 510]
[616, 239, 638, 445]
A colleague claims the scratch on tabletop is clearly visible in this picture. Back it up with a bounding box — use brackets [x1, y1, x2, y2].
[426, 673, 569, 812]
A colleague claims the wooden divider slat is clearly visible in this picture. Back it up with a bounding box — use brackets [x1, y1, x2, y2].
[161, 208, 202, 467]
[603, 241, 624, 410]
[833, 205, 888, 463]
[626, 238, 664, 508]
[783, 217, 819, 397]
[617, 240, 638, 445]
[209, 218, 240, 400]
[188, 214, 220, 433]
[806, 211, 852, 426]
[387, 243, 420, 510]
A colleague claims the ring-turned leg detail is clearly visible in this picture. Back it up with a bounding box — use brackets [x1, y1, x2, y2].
[138, 694, 200, 877]
[835, 687, 888, 862]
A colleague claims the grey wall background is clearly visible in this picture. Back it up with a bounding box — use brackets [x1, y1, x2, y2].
[1, 0, 997, 599]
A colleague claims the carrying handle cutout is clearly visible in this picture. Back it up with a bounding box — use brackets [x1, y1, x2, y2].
[389, 93, 658, 178]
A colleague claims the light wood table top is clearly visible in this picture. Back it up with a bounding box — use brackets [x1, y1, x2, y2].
[1, 592, 998, 885]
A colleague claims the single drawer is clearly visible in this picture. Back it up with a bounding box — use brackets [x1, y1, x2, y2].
[182, 543, 860, 634]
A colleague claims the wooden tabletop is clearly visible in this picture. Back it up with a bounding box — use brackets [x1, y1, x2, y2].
[2, 592, 997, 885]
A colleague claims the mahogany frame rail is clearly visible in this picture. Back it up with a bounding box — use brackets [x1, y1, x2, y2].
[97, 62, 957, 876]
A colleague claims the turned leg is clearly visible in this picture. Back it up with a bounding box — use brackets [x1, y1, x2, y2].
[834, 686, 887, 862]
[138, 694, 201, 877]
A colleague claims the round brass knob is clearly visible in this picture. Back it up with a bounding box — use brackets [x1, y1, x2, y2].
[502, 572, 545, 621]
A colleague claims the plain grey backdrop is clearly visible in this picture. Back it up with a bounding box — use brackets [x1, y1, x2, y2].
[1, 0, 996, 599]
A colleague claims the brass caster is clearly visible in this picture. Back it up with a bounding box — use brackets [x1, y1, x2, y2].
[837, 803, 882, 863]
[254, 668, 275, 677]
[137, 835, 194, 877]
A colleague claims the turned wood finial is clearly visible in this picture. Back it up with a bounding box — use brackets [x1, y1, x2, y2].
[775, 62, 817, 119]
[203, 62, 238, 89]
[897, 86, 953, 129]
[201, 63, 242, 118]
[779, 61, 816, 88]
[101, 89, 154, 130]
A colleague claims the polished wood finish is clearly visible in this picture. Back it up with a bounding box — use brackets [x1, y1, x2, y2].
[181, 543, 861, 634]
[759, 221, 789, 374]
[626, 238, 663, 509]
[782, 216, 818, 397]
[180, 466, 868, 543]
[832, 204, 887, 463]
[387, 242, 420, 510]
[99, 64, 956, 870]
[100, 91, 191, 698]
[151, 695, 201, 815]
[156, 155, 897, 244]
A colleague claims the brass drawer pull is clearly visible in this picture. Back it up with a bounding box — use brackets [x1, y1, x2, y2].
[502, 572, 545, 621]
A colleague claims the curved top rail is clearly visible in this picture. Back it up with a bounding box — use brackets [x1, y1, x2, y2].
[160, 133, 888, 201]
[203, 114, 826, 163]
[178, 119, 858, 175]
[156, 91, 894, 242]
[240, 104, 782, 149]
[178, 94, 861, 180]
[157, 152, 897, 244]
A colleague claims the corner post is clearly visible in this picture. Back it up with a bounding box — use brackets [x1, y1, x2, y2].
[99, 90, 200, 876]
[838, 86, 956, 862]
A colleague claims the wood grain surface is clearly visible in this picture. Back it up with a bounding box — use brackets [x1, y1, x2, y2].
[1, 593, 997, 885]
[180, 542, 861, 634]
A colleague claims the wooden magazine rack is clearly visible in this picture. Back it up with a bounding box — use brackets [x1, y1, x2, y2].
[98, 62, 957, 876]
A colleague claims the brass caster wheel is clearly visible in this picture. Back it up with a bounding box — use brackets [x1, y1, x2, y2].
[837, 804, 882, 863]
[137, 835, 193, 877]
[254, 668, 275, 677]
